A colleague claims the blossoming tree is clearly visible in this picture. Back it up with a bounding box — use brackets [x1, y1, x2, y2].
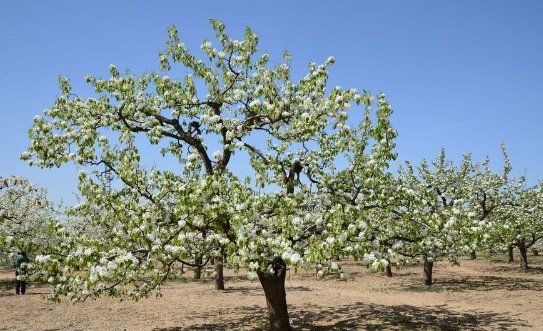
[483, 179, 543, 270]
[22, 20, 397, 329]
[464, 145, 543, 270]
[360, 151, 482, 286]
[0, 176, 60, 268]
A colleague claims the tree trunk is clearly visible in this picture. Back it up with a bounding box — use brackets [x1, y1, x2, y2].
[257, 258, 291, 331]
[194, 256, 202, 280]
[518, 241, 529, 271]
[386, 264, 393, 277]
[423, 257, 433, 286]
[470, 250, 477, 260]
[508, 245, 514, 263]
[214, 254, 224, 290]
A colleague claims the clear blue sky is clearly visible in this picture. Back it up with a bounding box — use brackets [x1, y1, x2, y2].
[1, 1, 542, 203]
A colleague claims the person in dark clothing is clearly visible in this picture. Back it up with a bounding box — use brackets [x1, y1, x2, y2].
[15, 250, 30, 295]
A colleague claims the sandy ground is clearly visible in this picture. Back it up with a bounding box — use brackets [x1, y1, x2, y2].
[1, 254, 542, 331]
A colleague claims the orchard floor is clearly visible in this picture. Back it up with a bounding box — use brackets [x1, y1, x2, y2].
[1, 255, 543, 331]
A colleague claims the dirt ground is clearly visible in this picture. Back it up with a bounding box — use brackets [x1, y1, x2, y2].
[1, 254, 542, 331]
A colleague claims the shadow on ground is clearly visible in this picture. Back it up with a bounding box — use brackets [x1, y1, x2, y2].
[219, 284, 311, 296]
[0, 278, 17, 297]
[0, 278, 49, 297]
[489, 265, 543, 274]
[424, 275, 543, 292]
[0, 278, 16, 290]
[154, 301, 529, 330]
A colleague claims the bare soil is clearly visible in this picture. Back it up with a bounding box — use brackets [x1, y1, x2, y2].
[1, 255, 542, 330]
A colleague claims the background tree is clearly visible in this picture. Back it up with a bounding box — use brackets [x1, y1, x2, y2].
[485, 180, 543, 270]
[464, 144, 512, 260]
[471, 146, 543, 271]
[361, 151, 481, 286]
[0, 176, 61, 269]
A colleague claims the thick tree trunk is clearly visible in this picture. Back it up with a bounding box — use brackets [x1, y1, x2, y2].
[470, 250, 477, 260]
[386, 264, 393, 277]
[257, 258, 291, 331]
[508, 245, 514, 263]
[423, 257, 433, 286]
[214, 255, 224, 290]
[518, 241, 529, 271]
[194, 256, 202, 280]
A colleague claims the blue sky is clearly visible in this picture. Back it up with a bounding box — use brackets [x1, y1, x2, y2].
[1, 1, 542, 203]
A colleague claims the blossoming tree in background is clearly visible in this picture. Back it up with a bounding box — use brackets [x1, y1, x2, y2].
[0, 176, 61, 269]
[22, 20, 397, 329]
[359, 151, 483, 286]
[483, 178, 543, 271]
[464, 145, 543, 271]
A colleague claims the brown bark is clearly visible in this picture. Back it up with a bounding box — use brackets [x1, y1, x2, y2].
[386, 264, 393, 277]
[470, 250, 477, 260]
[257, 258, 291, 331]
[423, 257, 433, 286]
[214, 254, 224, 290]
[194, 256, 202, 280]
[518, 241, 529, 271]
[508, 245, 514, 263]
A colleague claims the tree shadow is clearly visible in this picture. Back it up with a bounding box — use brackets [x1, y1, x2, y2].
[0, 278, 49, 297]
[154, 302, 529, 330]
[488, 255, 543, 266]
[220, 285, 260, 295]
[349, 269, 419, 278]
[523, 266, 543, 274]
[0, 278, 16, 291]
[292, 302, 530, 330]
[220, 284, 312, 296]
[420, 275, 543, 292]
[196, 275, 245, 284]
[154, 305, 267, 330]
[387, 271, 419, 278]
[0, 278, 17, 297]
[490, 265, 543, 274]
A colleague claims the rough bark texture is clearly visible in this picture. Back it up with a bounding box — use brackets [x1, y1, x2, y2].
[470, 251, 477, 260]
[423, 257, 433, 286]
[257, 258, 291, 331]
[214, 255, 224, 290]
[194, 256, 202, 280]
[518, 241, 529, 271]
[386, 264, 393, 278]
[508, 245, 514, 263]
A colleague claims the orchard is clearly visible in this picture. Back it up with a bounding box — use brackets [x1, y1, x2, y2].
[2, 19, 542, 330]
